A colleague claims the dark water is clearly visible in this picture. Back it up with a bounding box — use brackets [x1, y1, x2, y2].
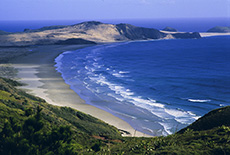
[55, 36, 230, 136]
[0, 18, 229, 32]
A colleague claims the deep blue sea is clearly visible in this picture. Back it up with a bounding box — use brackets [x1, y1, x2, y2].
[55, 36, 230, 136]
[0, 18, 229, 32]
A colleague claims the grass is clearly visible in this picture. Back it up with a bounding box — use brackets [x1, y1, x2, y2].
[0, 77, 230, 154]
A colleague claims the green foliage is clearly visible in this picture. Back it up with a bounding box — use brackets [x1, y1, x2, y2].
[0, 77, 122, 154]
[179, 106, 230, 133]
[25, 107, 33, 116]
[106, 126, 230, 154]
[1, 77, 230, 154]
[0, 107, 77, 155]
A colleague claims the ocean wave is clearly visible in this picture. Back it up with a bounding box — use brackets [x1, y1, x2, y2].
[54, 53, 64, 70]
[159, 122, 173, 135]
[165, 109, 199, 124]
[142, 127, 154, 134]
[86, 65, 199, 129]
[188, 99, 211, 103]
[119, 71, 130, 74]
[112, 72, 126, 78]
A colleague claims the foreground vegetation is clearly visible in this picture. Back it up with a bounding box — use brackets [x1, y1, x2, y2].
[0, 77, 230, 154]
[0, 77, 121, 154]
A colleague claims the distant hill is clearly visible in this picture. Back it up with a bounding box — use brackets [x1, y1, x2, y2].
[162, 26, 178, 32]
[207, 26, 230, 33]
[0, 30, 9, 35]
[0, 21, 201, 46]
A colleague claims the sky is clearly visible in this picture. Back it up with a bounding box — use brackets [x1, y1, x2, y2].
[0, 0, 229, 20]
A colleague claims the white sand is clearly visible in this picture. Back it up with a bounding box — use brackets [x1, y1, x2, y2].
[200, 32, 230, 37]
[161, 30, 230, 38]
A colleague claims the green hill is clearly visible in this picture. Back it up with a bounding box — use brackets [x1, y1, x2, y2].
[0, 77, 121, 154]
[179, 106, 230, 133]
[0, 77, 230, 154]
[108, 106, 230, 154]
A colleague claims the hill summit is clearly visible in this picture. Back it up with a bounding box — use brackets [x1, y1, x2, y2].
[0, 21, 201, 46]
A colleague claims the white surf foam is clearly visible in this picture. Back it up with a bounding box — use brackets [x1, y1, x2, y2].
[87, 68, 199, 129]
[112, 72, 125, 78]
[142, 127, 154, 134]
[119, 71, 130, 74]
[159, 122, 173, 135]
[54, 53, 65, 69]
[188, 99, 211, 103]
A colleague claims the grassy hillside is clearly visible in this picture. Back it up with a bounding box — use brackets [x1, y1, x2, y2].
[179, 106, 230, 133]
[106, 106, 230, 154]
[0, 77, 122, 154]
[108, 125, 230, 154]
[0, 77, 230, 154]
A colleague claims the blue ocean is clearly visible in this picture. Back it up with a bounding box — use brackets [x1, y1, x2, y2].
[0, 18, 229, 32]
[55, 36, 230, 136]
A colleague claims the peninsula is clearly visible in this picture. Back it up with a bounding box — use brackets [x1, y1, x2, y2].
[0, 21, 201, 46]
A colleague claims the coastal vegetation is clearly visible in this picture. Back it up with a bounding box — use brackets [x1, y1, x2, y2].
[0, 77, 122, 154]
[0, 77, 230, 154]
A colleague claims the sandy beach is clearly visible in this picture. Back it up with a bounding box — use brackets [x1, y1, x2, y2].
[9, 44, 150, 137]
[161, 31, 230, 38]
[200, 32, 230, 37]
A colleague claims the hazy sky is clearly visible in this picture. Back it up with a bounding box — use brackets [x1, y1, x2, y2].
[0, 0, 229, 20]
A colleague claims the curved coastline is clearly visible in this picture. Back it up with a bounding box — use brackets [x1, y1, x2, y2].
[10, 44, 151, 137]
[53, 36, 230, 136]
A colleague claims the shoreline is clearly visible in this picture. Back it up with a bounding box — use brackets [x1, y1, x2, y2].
[10, 44, 151, 137]
[160, 31, 230, 38]
[5, 33, 229, 137]
[199, 32, 230, 37]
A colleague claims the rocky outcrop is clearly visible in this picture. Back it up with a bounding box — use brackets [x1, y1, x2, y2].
[116, 24, 166, 40]
[162, 27, 177, 32]
[172, 32, 201, 39]
[207, 26, 230, 33]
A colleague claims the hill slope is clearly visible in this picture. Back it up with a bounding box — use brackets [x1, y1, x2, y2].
[108, 106, 230, 154]
[179, 106, 230, 133]
[0, 77, 122, 154]
[0, 21, 201, 46]
[1, 77, 229, 154]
